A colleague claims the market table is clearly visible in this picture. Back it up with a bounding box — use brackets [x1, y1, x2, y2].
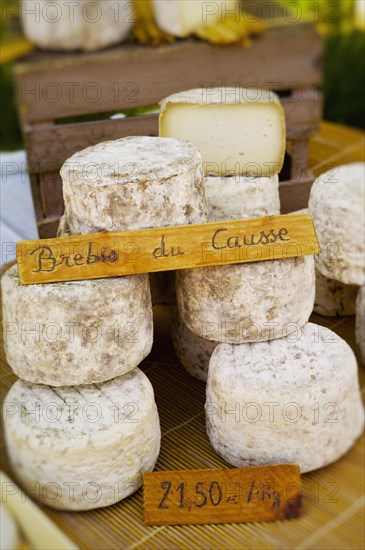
[1, 121, 364, 550]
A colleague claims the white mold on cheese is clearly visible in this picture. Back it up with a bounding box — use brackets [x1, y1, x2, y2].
[2, 264, 153, 386]
[308, 163, 365, 286]
[61, 136, 207, 234]
[206, 323, 364, 473]
[4, 369, 161, 510]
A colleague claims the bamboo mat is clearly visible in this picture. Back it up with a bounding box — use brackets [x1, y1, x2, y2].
[1, 121, 365, 549]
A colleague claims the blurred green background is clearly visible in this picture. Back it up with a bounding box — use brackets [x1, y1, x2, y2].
[1, 0, 364, 151]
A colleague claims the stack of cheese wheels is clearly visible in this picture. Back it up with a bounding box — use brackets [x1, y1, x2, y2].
[160, 88, 315, 345]
[171, 174, 281, 381]
[21, 0, 134, 51]
[2, 136, 207, 510]
[293, 210, 358, 317]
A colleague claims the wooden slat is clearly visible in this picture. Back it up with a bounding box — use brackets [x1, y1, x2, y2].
[14, 25, 323, 124]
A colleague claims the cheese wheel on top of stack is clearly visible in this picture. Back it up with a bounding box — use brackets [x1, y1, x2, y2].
[206, 323, 364, 473]
[160, 88, 286, 176]
[4, 369, 160, 510]
[356, 286, 365, 364]
[21, 1, 133, 51]
[61, 136, 207, 235]
[308, 163, 365, 286]
[2, 264, 153, 386]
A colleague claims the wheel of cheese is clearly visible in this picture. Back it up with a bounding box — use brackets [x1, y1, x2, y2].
[21, 1, 133, 51]
[0, 504, 19, 550]
[308, 163, 365, 285]
[160, 88, 286, 176]
[176, 255, 315, 344]
[171, 300, 217, 382]
[61, 136, 207, 234]
[205, 174, 280, 221]
[314, 268, 358, 316]
[2, 264, 153, 386]
[206, 323, 364, 473]
[3, 369, 160, 510]
[356, 286, 365, 364]
[292, 209, 358, 317]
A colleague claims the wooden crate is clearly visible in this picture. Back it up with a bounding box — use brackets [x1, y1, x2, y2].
[14, 24, 323, 238]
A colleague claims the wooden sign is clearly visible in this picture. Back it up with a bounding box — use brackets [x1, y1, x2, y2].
[16, 214, 319, 285]
[143, 464, 301, 526]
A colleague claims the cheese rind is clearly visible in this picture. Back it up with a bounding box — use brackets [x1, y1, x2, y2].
[3, 370, 161, 510]
[206, 323, 364, 473]
[2, 264, 153, 386]
[176, 255, 315, 344]
[356, 286, 365, 364]
[160, 88, 286, 176]
[21, 1, 133, 51]
[61, 136, 207, 234]
[205, 174, 280, 221]
[152, 1, 233, 37]
[308, 163, 365, 285]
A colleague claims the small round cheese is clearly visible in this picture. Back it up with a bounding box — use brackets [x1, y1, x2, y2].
[0, 504, 19, 550]
[171, 301, 217, 382]
[205, 174, 280, 221]
[206, 323, 364, 473]
[314, 268, 358, 316]
[176, 255, 315, 344]
[21, 1, 133, 51]
[356, 286, 365, 364]
[308, 163, 365, 285]
[2, 264, 153, 386]
[4, 369, 160, 510]
[61, 136, 207, 234]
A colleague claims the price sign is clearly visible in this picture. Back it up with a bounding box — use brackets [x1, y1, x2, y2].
[143, 464, 301, 526]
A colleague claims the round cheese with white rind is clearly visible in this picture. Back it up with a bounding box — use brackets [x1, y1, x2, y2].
[3, 369, 160, 510]
[205, 174, 280, 221]
[21, 1, 133, 51]
[314, 268, 358, 316]
[0, 504, 19, 550]
[61, 136, 207, 234]
[171, 300, 217, 382]
[292, 209, 358, 316]
[206, 323, 364, 473]
[356, 286, 365, 364]
[308, 163, 365, 285]
[2, 264, 153, 386]
[176, 255, 315, 344]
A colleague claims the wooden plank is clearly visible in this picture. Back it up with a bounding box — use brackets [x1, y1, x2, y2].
[16, 214, 319, 285]
[14, 26, 322, 123]
[143, 464, 301, 526]
[24, 90, 321, 173]
[39, 172, 64, 217]
[279, 174, 314, 214]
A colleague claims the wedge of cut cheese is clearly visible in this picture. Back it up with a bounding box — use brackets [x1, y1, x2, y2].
[206, 174, 280, 221]
[206, 323, 365, 473]
[61, 136, 207, 234]
[152, 1, 234, 37]
[176, 255, 315, 344]
[308, 163, 365, 286]
[2, 264, 153, 386]
[356, 286, 365, 364]
[21, 1, 133, 51]
[3, 369, 161, 510]
[160, 88, 286, 176]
